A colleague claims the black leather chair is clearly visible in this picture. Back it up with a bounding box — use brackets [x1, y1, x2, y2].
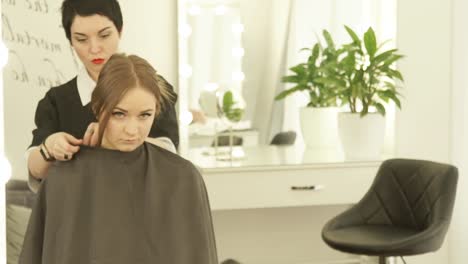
[322, 159, 458, 264]
[6, 179, 36, 208]
[211, 135, 243, 147]
[270, 131, 296, 145]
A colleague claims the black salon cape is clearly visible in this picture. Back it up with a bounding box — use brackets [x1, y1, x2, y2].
[19, 143, 218, 264]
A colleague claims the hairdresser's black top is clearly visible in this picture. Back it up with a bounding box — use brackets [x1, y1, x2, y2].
[19, 142, 218, 264]
[29, 76, 179, 148]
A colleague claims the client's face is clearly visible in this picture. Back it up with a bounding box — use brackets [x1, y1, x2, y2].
[101, 87, 156, 152]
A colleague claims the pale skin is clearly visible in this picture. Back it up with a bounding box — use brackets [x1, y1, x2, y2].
[28, 15, 172, 179]
[100, 87, 157, 152]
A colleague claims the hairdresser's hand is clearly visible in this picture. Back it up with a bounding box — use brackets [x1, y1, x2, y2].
[83, 122, 100, 147]
[44, 132, 82, 161]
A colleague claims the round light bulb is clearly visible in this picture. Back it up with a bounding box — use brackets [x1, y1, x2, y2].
[179, 24, 192, 38]
[232, 23, 244, 34]
[232, 71, 245, 82]
[232, 47, 245, 58]
[204, 82, 219, 92]
[179, 110, 194, 126]
[188, 5, 201, 16]
[215, 5, 227, 16]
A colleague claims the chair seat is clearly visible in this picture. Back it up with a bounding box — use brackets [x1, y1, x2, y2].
[323, 225, 420, 256]
[321, 159, 458, 258]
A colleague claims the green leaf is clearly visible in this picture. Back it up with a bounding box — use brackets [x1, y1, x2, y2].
[281, 75, 301, 84]
[274, 85, 304, 100]
[377, 89, 402, 109]
[377, 91, 389, 103]
[387, 69, 404, 81]
[372, 49, 398, 65]
[341, 53, 357, 73]
[364, 27, 377, 58]
[310, 43, 320, 63]
[278, 25, 404, 111]
[383, 81, 396, 91]
[374, 103, 386, 116]
[382, 54, 404, 68]
[222, 91, 244, 122]
[387, 93, 402, 109]
[344, 25, 360, 44]
[289, 64, 306, 75]
[225, 108, 244, 122]
[223, 91, 234, 113]
[314, 77, 343, 87]
[322, 30, 335, 50]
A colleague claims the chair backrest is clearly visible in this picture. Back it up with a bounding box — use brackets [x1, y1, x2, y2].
[270, 131, 296, 145]
[211, 135, 243, 147]
[356, 159, 458, 231]
[6, 180, 37, 208]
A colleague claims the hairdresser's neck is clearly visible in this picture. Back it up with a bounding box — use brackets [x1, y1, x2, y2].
[87, 69, 99, 82]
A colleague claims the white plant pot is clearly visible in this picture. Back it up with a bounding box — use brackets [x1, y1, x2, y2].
[338, 112, 386, 160]
[300, 107, 340, 149]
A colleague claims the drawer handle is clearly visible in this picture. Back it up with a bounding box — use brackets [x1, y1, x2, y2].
[291, 185, 324, 191]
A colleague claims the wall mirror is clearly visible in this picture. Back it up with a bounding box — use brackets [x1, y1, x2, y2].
[1, 0, 396, 262]
[177, 0, 397, 164]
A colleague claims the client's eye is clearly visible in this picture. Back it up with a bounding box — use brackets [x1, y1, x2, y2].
[139, 113, 153, 120]
[100, 33, 111, 39]
[112, 111, 125, 118]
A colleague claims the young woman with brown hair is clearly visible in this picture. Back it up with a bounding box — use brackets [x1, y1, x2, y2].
[20, 54, 218, 264]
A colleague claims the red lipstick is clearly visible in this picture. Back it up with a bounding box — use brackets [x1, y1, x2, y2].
[92, 58, 105, 65]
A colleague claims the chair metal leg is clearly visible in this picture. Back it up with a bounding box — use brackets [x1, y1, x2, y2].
[379, 256, 386, 264]
[379, 256, 396, 264]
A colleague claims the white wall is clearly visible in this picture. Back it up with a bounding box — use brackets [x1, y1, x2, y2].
[119, 0, 177, 84]
[449, 0, 468, 263]
[395, 0, 452, 163]
[396, 0, 453, 263]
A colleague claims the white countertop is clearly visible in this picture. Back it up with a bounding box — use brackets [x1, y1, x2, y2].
[182, 145, 384, 172]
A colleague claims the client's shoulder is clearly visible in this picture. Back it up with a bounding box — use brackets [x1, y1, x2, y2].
[50, 146, 100, 170]
[145, 143, 200, 173]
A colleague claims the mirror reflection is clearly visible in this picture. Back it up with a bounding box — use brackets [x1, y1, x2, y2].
[178, 0, 397, 163]
[2, 0, 397, 263]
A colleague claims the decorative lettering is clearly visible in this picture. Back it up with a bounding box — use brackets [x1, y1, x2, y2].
[8, 50, 68, 88]
[1, 0, 16, 7]
[2, 13, 63, 52]
[9, 50, 30, 83]
[25, 0, 50, 14]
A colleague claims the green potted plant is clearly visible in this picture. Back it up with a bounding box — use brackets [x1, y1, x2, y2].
[319, 26, 404, 159]
[274, 30, 342, 148]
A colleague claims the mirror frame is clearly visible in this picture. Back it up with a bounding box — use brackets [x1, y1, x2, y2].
[1, 1, 11, 261]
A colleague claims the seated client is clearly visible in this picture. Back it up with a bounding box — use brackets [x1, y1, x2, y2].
[20, 53, 218, 264]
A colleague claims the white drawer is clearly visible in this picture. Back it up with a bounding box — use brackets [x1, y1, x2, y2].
[202, 164, 379, 210]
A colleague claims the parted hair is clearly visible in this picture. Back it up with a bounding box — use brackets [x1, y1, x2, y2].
[61, 0, 123, 42]
[91, 53, 174, 146]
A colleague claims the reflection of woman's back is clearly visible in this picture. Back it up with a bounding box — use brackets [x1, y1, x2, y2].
[19, 54, 218, 264]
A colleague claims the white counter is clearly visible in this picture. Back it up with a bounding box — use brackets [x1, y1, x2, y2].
[184, 145, 382, 211]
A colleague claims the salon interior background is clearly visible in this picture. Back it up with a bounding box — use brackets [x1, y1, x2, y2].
[1, 0, 468, 263]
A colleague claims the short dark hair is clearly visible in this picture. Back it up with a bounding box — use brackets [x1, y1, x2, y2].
[61, 0, 123, 42]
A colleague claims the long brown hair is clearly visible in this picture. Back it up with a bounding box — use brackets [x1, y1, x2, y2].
[91, 53, 174, 146]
